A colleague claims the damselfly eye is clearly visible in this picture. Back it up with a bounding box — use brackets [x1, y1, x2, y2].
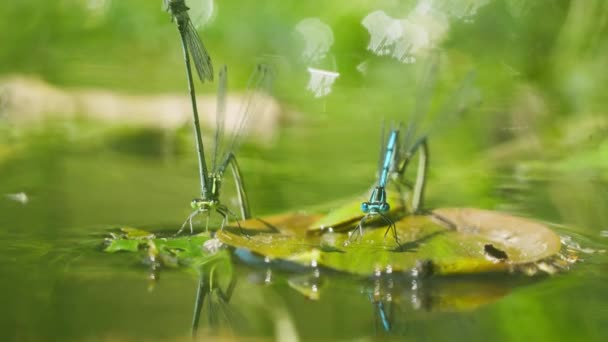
[380, 203, 390, 213]
[361, 202, 370, 213]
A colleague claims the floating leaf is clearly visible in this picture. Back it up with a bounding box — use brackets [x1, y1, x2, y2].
[103, 228, 219, 268]
[431, 208, 562, 262]
[218, 208, 563, 276]
[120, 227, 156, 239]
[104, 238, 141, 253]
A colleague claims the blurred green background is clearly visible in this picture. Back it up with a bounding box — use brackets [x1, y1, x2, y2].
[1, 0, 607, 341]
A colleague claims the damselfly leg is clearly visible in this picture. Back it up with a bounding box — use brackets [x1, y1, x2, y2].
[348, 213, 400, 246]
[395, 135, 429, 214]
[176, 197, 246, 235]
[347, 129, 403, 246]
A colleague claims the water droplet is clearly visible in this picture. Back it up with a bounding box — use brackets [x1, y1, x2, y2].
[264, 269, 272, 284]
[385, 265, 393, 274]
[202, 238, 223, 254]
[5, 192, 28, 204]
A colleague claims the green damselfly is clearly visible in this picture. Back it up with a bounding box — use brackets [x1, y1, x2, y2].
[176, 64, 274, 234]
[165, 0, 214, 215]
[165, 2, 273, 233]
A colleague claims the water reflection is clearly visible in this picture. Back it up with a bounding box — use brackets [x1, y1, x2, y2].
[226, 243, 548, 338]
[287, 267, 323, 300]
[190, 261, 237, 337]
[357, 272, 542, 336]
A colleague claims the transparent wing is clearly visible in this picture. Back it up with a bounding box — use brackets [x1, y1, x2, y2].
[207, 290, 234, 328]
[216, 64, 274, 172]
[426, 70, 478, 137]
[376, 120, 387, 182]
[402, 53, 439, 153]
[211, 65, 228, 172]
[185, 18, 214, 82]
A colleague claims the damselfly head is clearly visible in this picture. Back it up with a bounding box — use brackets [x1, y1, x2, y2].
[361, 202, 370, 213]
[380, 202, 390, 213]
[164, 0, 189, 15]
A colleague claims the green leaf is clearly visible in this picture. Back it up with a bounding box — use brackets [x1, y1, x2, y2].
[103, 228, 219, 268]
[120, 227, 156, 239]
[218, 208, 563, 276]
[104, 239, 142, 253]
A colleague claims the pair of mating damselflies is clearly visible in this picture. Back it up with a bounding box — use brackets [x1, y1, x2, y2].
[164, 0, 272, 234]
[165, 0, 477, 243]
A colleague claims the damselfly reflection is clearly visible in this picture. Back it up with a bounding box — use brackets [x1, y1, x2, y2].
[191, 259, 237, 337]
[177, 64, 274, 235]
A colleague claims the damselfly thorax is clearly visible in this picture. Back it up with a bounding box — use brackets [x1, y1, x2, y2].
[191, 174, 223, 209]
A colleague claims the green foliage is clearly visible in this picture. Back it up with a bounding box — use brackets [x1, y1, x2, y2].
[103, 227, 223, 269]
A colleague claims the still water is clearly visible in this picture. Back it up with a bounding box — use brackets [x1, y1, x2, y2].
[0, 125, 607, 341]
[2, 0, 608, 340]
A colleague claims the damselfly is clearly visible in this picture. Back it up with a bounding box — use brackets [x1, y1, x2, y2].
[308, 59, 477, 243]
[349, 126, 427, 245]
[165, 0, 214, 213]
[177, 64, 274, 234]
